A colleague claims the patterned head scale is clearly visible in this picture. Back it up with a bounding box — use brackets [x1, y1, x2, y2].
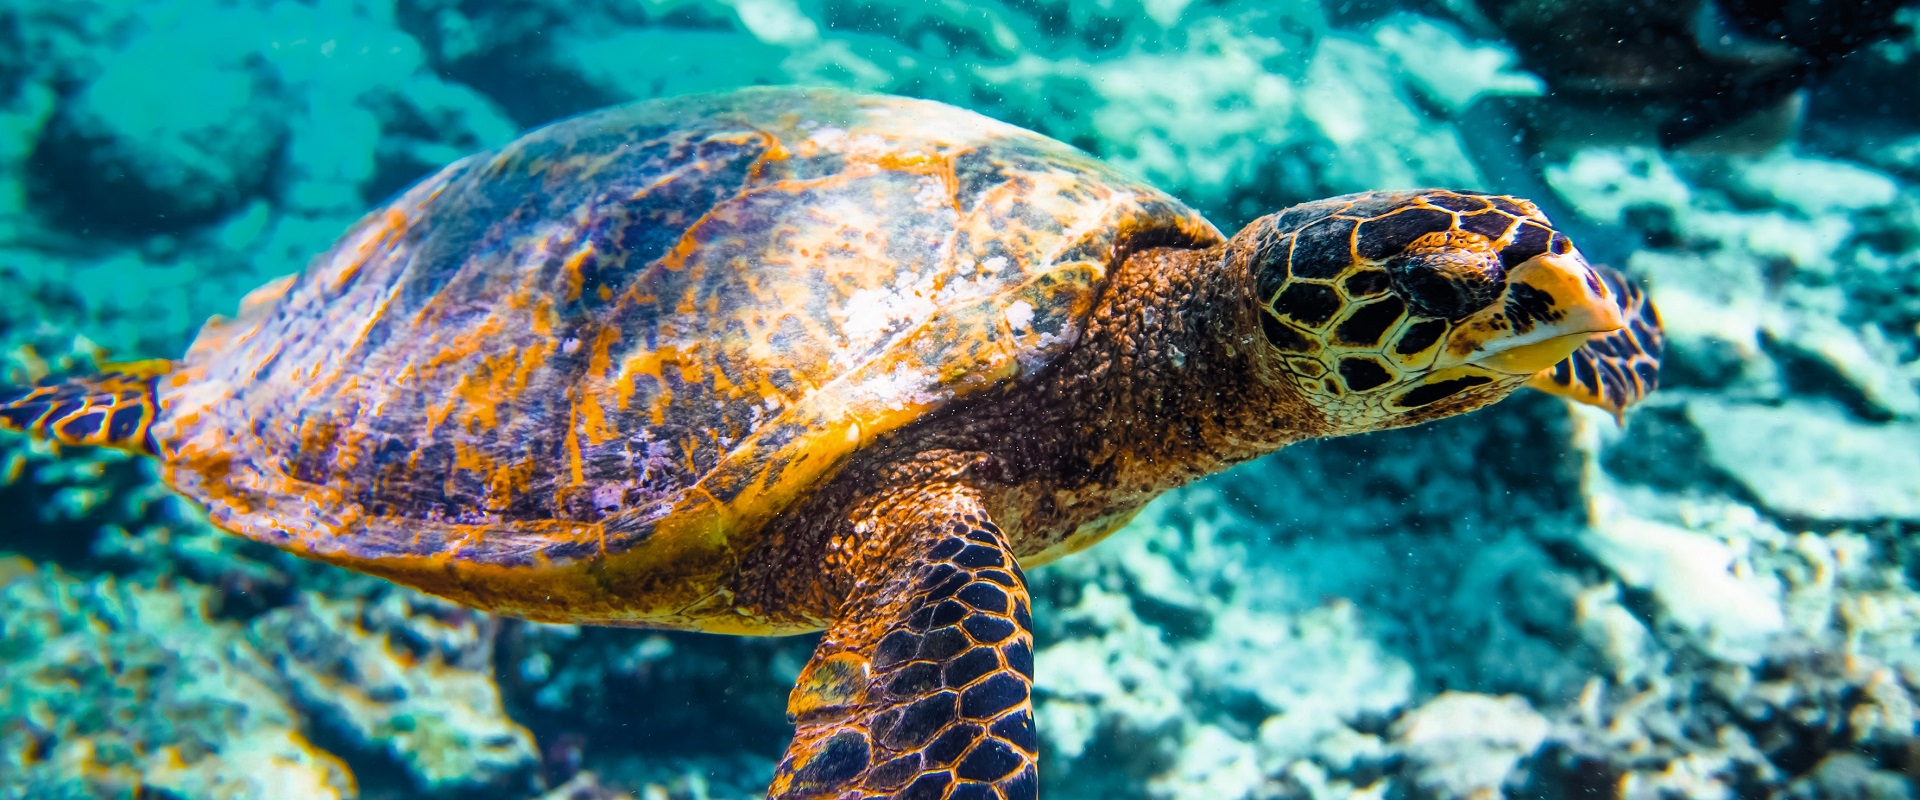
[1250, 189, 1629, 432]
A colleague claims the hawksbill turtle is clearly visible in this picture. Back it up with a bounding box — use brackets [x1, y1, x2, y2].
[1, 86, 1661, 798]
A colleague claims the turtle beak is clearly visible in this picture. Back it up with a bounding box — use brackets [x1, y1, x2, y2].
[1437, 251, 1626, 375]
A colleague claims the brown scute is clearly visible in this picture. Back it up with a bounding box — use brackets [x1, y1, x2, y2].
[1272, 283, 1342, 328]
[1355, 208, 1453, 261]
[1458, 210, 1518, 240]
[53, 410, 108, 441]
[1338, 192, 1421, 219]
[0, 369, 166, 456]
[1334, 297, 1407, 347]
[1488, 197, 1537, 217]
[1394, 319, 1449, 356]
[1598, 358, 1631, 410]
[1549, 358, 1573, 385]
[1387, 241, 1505, 320]
[770, 484, 1036, 796]
[1271, 197, 1351, 233]
[1338, 358, 1394, 392]
[1288, 217, 1360, 279]
[1395, 374, 1495, 408]
[1631, 315, 1664, 360]
[1633, 359, 1659, 388]
[1254, 231, 1291, 303]
[1261, 313, 1313, 353]
[1341, 269, 1391, 298]
[1500, 222, 1554, 270]
[1424, 193, 1492, 213]
[1572, 351, 1599, 392]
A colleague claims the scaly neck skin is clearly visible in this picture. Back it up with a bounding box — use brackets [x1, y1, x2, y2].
[735, 224, 1324, 621]
[980, 230, 1326, 546]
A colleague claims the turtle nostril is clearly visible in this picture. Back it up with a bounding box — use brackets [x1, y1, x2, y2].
[1386, 247, 1505, 320]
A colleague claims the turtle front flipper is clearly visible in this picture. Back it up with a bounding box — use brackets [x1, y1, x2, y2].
[0, 360, 172, 455]
[771, 482, 1037, 799]
[1527, 264, 1664, 419]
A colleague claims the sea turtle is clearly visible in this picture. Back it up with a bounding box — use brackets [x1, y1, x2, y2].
[1, 86, 1661, 798]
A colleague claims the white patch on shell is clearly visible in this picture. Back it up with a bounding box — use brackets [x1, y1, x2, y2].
[1014, 315, 1083, 377]
[1043, 190, 1137, 264]
[839, 281, 941, 367]
[866, 102, 1028, 145]
[850, 363, 949, 411]
[912, 175, 946, 207]
[808, 126, 848, 148]
[1005, 300, 1035, 332]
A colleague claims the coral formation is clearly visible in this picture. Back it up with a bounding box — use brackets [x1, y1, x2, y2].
[0, 557, 355, 800]
[1, 0, 1917, 798]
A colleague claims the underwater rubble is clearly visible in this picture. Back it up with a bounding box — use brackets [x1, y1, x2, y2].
[1, 0, 1918, 798]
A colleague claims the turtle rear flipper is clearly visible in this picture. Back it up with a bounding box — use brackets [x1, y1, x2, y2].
[1527, 264, 1663, 419]
[0, 360, 171, 455]
[772, 482, 1037, 798]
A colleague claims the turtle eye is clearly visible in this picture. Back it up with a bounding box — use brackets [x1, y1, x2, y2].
[1385, 232, 1505, 320]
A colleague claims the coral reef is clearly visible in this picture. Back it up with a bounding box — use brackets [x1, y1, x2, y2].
[250, 584, 539, 794]
[1, 0, 1917, 798]
[0, 557, 355, 800]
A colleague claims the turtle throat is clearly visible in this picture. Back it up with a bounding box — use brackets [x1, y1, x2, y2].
[1025, 240, 1308, 498]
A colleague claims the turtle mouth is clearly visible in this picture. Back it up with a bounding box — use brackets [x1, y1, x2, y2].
[1472, 331, 1603, 375]
[1439, 252, 1625, 375]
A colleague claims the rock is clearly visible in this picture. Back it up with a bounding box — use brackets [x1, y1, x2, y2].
[1198, 602, 1412, 734]
[1580, 501, 1787, 663]
[537, 772, 640, 800]
[1298, 35, 1484, 195]
[1789, 753, 1916, 800]
[1855, 134, 1920, 182]
[29, 31, 287, 236]
[1391, 692, 1550, 799]
[1033, 583, 1189, 773]
[1148, 725, 1267, 800]
[1078, 39, 1300, 222]
[1688, 399, 1920, 521]
[1721, 152, 1902, 217]
[1762, 314, 1920, 420]
[1544, 147, 1692, 228]
[1370, 13, 1542, 115]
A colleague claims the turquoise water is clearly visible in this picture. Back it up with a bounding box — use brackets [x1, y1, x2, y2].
[2, 1, 1918, 798]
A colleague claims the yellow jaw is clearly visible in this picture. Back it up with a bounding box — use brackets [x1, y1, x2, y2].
[1477, 334, 1593, 374]
[1442, 252, 1625, 375]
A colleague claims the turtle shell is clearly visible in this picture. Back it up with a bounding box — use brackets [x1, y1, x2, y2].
[156, 87, 1220, 631]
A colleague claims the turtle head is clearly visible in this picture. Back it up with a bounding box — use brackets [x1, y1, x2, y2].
[1241, 189, 1625, 435]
